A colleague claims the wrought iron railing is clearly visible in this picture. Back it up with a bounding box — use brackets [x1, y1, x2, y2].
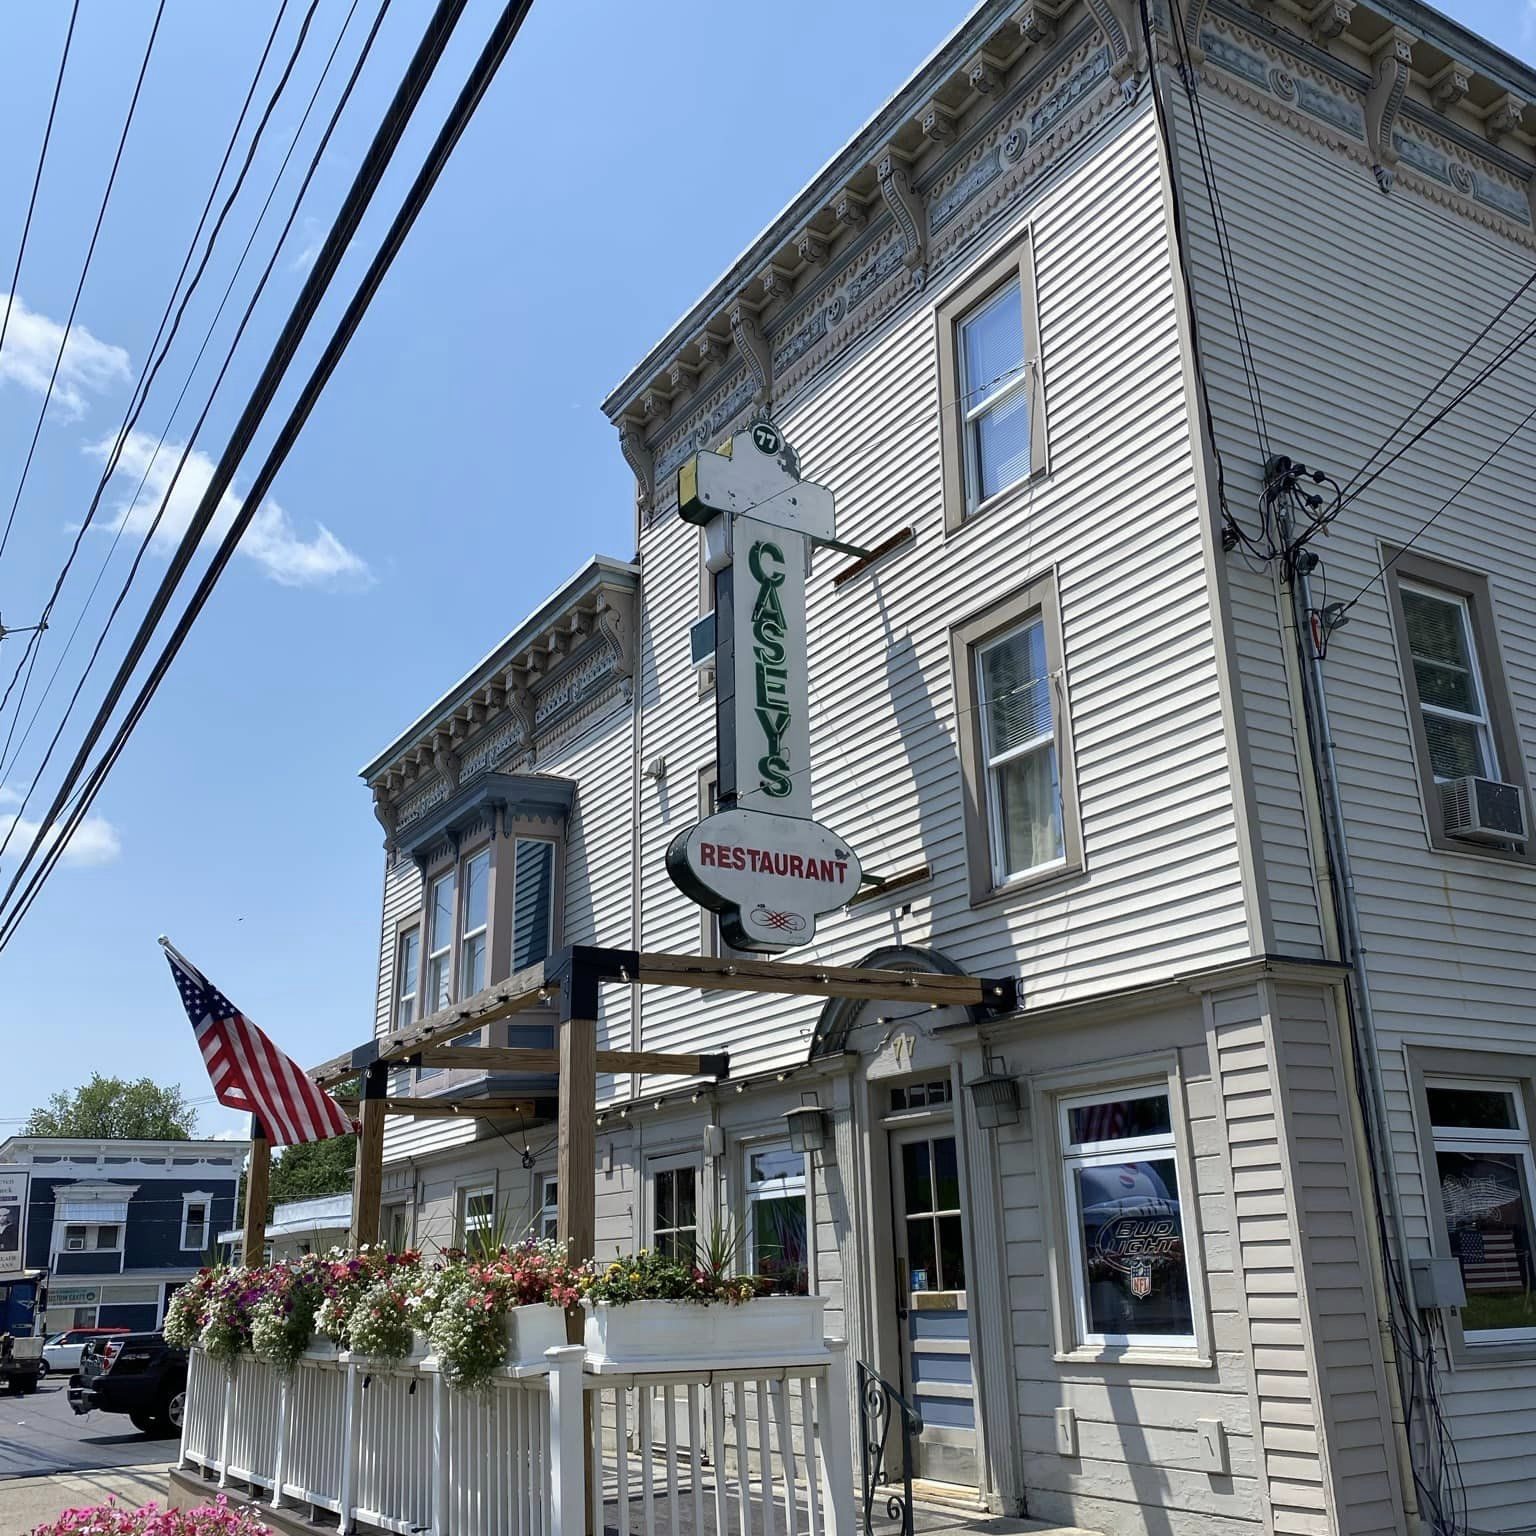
[856, 1361, 922, 1536]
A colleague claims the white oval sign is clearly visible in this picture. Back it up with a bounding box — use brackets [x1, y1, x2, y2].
[667, 807, 862, 952]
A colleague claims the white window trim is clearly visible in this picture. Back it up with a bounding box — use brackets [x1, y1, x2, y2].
[539, 1175, 559, 1242]
[1401, 581, 1499, 781]
[179, 1191, 214, 1252]
[958, 278, 1033, 515]
[457, 1182, 497, 1248]
[1057, 1083, 1197, 1352]
[1427, 1075, 1536, 1347]
[743, 1141, 807, 1281]
[975, 618, 1064, 888]
[647, 1155, 701, 1260]
[459, 846, 492, 999]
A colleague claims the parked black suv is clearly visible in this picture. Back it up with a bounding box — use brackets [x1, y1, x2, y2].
[68, 1331, 187, 1437]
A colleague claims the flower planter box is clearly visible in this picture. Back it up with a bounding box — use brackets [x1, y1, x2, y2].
[504, 1304, 570, 1368]
[583, 1296, 826, 1368]
[302, 1340, 343, 1363]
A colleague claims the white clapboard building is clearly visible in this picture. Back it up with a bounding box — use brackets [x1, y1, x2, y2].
[355, 2, 1536, 1531]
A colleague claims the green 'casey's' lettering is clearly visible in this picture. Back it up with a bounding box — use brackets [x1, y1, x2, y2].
[749, 539, 793, 797]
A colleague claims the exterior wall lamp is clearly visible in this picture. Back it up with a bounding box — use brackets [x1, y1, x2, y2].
[967, 1055, 1021, 1129]
[784, 1098, 829, 1155]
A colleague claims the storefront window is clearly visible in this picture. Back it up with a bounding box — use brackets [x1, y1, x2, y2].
[1428, 1080, 1536, 1342]
[746, 1144, 808, 1295]
[1060, 1086, 1195, 1349]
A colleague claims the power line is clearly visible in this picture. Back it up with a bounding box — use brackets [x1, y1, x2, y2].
[0, 2, 81, 366]
[0, 0, 536, 949]
[1335, 400, 1536, 621]
[0, 0, 302, 757]
[0, 0, 167, 564]
[0, 0, 541, 952]
[0, 0, 372, 788]
[0, 0, 391, 872]
[1338, 268, 1536, 504]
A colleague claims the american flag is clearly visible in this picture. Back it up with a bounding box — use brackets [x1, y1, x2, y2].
[1452, 1228, 1523, 1294]
[162, 939, 353, 1147]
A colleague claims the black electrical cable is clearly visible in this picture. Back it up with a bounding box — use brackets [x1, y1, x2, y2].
[0, 0, 395, 873]
[0, 0, 539, 950]
[0, 0, 367, 786]
[1339, 267, 1536, 503]
[1337, 307, 1536, 516]
[0, 2, 81, 365]
[1335, 399, 1536, 622]
[0, 0, 536, 949]
[0, 0, 166, 564]
[0, 0, 300, 745]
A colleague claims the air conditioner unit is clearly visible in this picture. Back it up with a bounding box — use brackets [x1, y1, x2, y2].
[1440, 775, 1527, 845]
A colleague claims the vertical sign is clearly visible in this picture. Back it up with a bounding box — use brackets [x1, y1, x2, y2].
[667, 424, 862, 951]
[0, 1169, 28, 1274]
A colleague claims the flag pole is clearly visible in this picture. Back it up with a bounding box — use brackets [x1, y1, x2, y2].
[242, 1115, 270, 1267]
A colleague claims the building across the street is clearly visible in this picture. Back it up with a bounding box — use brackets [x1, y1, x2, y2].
[0, 1137, 243, 1334]
[303, 1, 1536, 1532]
[218, 1192, 353, 1265]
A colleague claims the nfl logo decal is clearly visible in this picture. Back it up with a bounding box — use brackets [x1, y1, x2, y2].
[1130, 1262, 1153, 1300]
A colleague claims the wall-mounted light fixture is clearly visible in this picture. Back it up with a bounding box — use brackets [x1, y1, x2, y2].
[966, 1054, 1021, 1129]
[784, 1093, 829, 1155]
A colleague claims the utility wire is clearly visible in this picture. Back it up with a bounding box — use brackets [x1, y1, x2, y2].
[1338, 268, 1536, 503]
[0, 2, 81, 367]
[0, 0, 391, 871]
[0, 0, 537, 950]
[0, 0, 301, 751]
[1336, 400, 1536, 620]
[0, 0, 167, 564]
[0, 0, 367, 787]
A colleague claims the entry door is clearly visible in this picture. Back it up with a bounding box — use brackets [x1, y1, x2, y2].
[890, 1128, 977, 1487]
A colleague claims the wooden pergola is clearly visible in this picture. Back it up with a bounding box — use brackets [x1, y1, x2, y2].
[237, 945, 1016, 1271]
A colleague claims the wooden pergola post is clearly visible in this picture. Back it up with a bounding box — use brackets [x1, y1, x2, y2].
[242, 1116, 269, 1267]
[351, 1061, 388, 1249]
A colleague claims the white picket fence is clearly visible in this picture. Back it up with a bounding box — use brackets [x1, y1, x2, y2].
[182, 1341, 853, 1536]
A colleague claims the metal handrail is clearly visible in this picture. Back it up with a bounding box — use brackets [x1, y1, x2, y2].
[856, 1360, 922, 1536]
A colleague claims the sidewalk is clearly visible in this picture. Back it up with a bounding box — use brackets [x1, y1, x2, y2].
[0, 1461, 174, 1536]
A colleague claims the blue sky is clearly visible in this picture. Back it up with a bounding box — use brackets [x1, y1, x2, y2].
[0, 0, 1528, 1142]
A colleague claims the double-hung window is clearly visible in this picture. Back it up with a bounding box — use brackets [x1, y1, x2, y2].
[653, 1165, 698, 1261]
[1059, 1087, 1195, 1350]
[937, 237, 1046, 530]
[426, 870, 456, 1011]
[394, 928, 420, 1032]
[457, 1185, 495, 1250]
[959, 280, 1032, 508]
[1399, 583, 1497, 781]
[977, 617, 1062, 881]
[745, 1144, 808, 1295]
[1384, 551, 1531, 859]
[180, 1197, 209, 1251]
[540, 1176, 559, 1242]
[460, 848, 490, 997]
[953, 574, 1078, 902]
[1427, 1080, 1536, 1343]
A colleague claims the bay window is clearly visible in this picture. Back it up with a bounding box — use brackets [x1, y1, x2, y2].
[394, 928, 419, 1032]
[512, 838, 555, 971]
[460, 848, 490, 996]
[426, 870, 456, 1011]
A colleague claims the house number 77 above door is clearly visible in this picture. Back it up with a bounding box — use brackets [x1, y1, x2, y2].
[666, 425, 863, 952]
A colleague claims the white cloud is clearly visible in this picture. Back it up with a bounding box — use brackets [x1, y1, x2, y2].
[0, 292, 130, 419]
[0, 806, 121, 868]
[89, 428, 371, 589]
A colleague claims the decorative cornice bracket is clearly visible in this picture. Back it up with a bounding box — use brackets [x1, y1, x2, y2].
[1484, 92, 1529, 147]
[727, 298, 772, 408]
[1428, 60, 1470, 111]
[1083, 0, 1143, 88]
[1306, 0, 1353, 44]
[1014, 0, 1067, 51]
[618, 416, 654, 519]
[1366, 27, 1415, 190]
[876, 149, 927, 286]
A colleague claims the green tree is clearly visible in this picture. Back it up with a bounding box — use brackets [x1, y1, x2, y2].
[268, 1134, 357, 1203]
[25, 1074, 198, 1139]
